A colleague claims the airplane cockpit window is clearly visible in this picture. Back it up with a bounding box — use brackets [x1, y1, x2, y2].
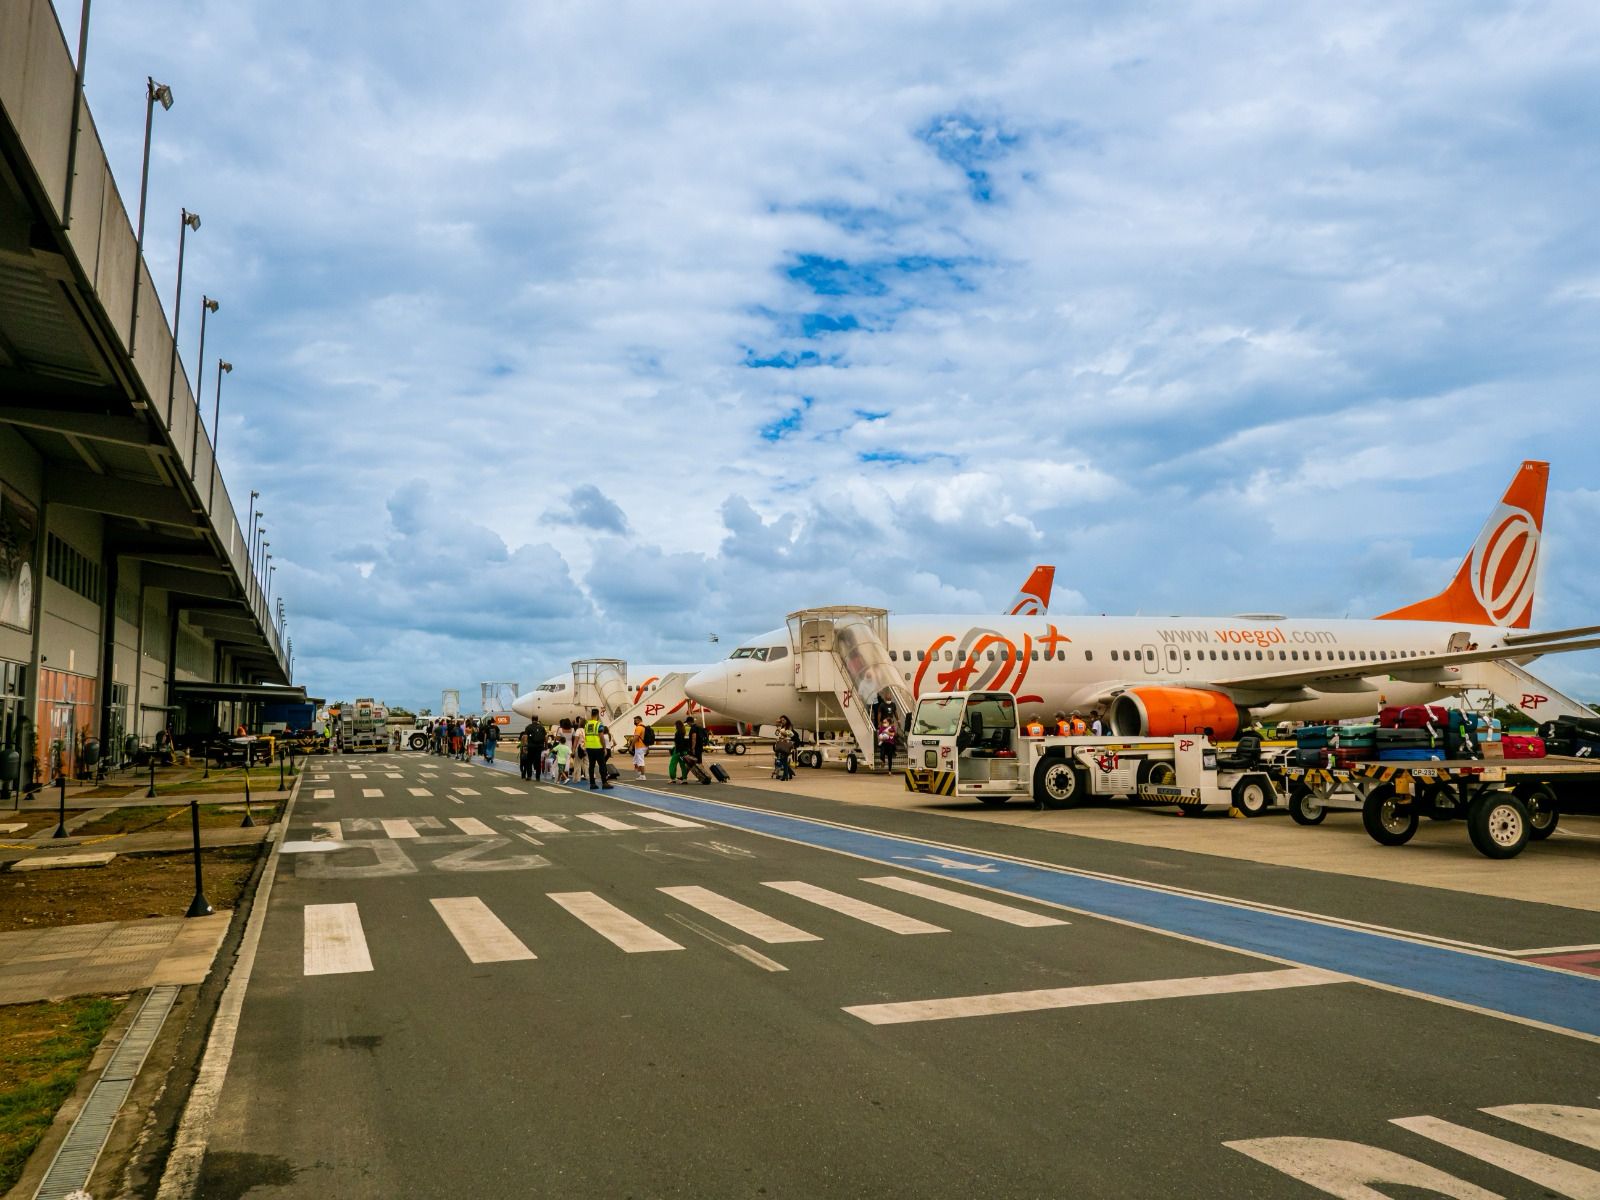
[536, 683, 566, 692]
[730, 647, 770, 661]
[767, 646, 788, 662]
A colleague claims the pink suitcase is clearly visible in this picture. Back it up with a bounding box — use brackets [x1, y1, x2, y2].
[1501, 734, 1546, 759]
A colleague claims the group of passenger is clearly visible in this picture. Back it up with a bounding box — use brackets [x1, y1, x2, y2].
[424, 715, 501, 761]
[507, 711, 720, 789]
[1022, 709, 1105, 737]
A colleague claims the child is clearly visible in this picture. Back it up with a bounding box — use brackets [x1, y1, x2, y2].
[555, 737, 570, 783]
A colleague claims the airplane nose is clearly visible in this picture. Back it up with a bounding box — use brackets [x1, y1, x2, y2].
[685, 665, 728, 713]
[511, 691, 536, 720]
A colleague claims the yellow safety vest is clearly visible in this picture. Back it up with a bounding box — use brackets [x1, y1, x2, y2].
[584, 719, 603, 749]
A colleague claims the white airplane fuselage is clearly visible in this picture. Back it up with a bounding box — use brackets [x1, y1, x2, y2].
[685, 614, 1518, 734]
[512, 665, 739, 731]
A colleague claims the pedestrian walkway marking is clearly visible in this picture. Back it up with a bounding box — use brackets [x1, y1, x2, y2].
[509, 814, 564, 834]
[380, 819, 418, 839]
[454, 787, 480, 796]
[537, 785, 565, 795]
[549, 892, 683, 953]
[350, 773, 367, 779]
[385, 773, 402, 779]
[313, 789, 334, 799]
[862, 876, 1068, 928]
[659, 886, 821, 944]
[430, 897, 536, 964]
[496, 786, 523, 795]
[310, 775, 329, 782]
[361, 788, 383, 798]
[1390, 1114, 1600, 1195]
[635, 812, 704, 829]
[762, 882, 947, 935]
[575, 813, 635, 831]
[845, 966, 1342, 1026]
[311, 821, 342, 842]
[408, 787, 431, 797]
[450, 817, 495, 836]
[304, 903, 373, 975]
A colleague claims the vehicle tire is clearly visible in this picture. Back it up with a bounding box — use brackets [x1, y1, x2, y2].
[1033, 756, 1085, 809]
[730, 742, 747, 756]
[409, 734, 427, 751]
[1361, 784, 1418, 846]
[1288, 784, 1327, 826]
[1231, 776, 1272, 817]
[1468, 791, 1530, 859]
[1516, 784, 1559, 841]
[845, 754, 859, 774]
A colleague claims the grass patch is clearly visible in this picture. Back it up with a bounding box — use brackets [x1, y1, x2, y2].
[0, 995, 124, 1192]
[73, 803, 282, 838]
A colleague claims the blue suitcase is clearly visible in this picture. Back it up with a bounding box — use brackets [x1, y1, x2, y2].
[1377, 747, 1444, 763]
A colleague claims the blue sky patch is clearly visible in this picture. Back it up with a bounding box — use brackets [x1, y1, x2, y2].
[760, 397, 813, 442]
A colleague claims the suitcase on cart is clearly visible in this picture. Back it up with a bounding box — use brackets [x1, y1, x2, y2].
[1376, 727, 1439, 746]
[1501, 734, 1546, 759]
[1377, 747, 1445, 763]
[710, 762, 730, 783]
[1378, 705, 1449, 729]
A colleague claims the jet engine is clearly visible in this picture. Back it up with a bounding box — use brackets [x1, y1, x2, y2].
[1108, 688, 1246, 739]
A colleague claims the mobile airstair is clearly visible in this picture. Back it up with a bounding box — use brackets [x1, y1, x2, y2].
[571, 659, 633, 723]
[786, 607, 913, 772]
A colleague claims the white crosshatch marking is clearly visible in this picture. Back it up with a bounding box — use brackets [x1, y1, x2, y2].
[304, 904, 373, 975]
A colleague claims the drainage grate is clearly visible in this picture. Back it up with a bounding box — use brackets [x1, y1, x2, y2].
[34, 985, 179, 1200]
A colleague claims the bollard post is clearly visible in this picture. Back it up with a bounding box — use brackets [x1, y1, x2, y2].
[240, 770, 255, 828]
[184, 799, 212, 918]
[53, 773, 68, 838]
[202, 736, 210, 780]
[147, 758, 157, 799]
[278, 746, 285, 791]
[288, 741, 298, 777]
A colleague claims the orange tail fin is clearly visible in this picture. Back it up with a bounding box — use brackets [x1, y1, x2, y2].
[1008, 565, 1056, 616]
[1378, 460, 1548, 629]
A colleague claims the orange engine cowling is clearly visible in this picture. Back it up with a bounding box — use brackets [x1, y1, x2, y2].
[1109, 688, 1244, 740]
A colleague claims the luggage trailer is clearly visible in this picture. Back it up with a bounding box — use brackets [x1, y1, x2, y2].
[901, 690, 1282, 815]
[1279, 756, 1600, 858]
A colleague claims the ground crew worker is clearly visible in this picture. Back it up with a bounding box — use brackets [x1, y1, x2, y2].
[1053, 710, 1069, 735]
[1024, 715, 1046, 737]
[1070, 711, 1088, 735]
[584, 708, 611, 790]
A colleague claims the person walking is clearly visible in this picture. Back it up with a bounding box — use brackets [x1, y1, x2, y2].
[526, 717, 547, 782]
[584, 708, 612, 790]
[876, 714, 898, 771]
[680, 715, 712, 784]
[554, 719, 572, 783]
[669, 719, 687, 783]
[630, 716, 649, 781]
[483, 719, 500, 764]
[773, 715, 797, 781]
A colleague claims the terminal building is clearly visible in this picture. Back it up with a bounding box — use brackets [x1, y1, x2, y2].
[0, 0, 300, 789]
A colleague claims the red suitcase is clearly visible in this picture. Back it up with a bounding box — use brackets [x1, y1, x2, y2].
[1378, 704, 1449, 729]
[1500, 734, 1546, 759]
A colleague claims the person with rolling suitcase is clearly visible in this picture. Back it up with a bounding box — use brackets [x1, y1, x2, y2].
[680, 715, 713, 784]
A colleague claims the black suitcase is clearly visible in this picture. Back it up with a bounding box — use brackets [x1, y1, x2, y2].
[710, 763, 729, 783]
[604, 763, 620, 782]
[1376, 727, 1439, 746]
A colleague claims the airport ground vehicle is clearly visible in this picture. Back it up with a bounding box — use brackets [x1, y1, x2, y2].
[1279, 756, 1600, 858]
[901, 690, 1282, 814]
[340, 698, 389, 754]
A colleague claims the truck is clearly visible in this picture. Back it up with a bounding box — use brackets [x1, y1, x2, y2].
[340, 698, 389, 754]
[901, 690, 1281, 815]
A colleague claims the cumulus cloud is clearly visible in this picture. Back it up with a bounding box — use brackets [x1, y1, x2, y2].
[79, 0, 1600, 704]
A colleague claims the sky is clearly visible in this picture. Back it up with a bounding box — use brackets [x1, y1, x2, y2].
[73, 0, 1600, 710]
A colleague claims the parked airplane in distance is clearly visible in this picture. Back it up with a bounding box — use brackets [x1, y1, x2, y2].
[686, 461, 1600, 739]
[511, 564, 1061, 727]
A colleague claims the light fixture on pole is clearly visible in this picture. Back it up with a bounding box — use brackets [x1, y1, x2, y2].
[166, 208, 202, 425]
[127, 77, 173, 354]
[61, 0, 93, 228]
[267, 559, 276, 607]
[189, 296, 219, 475]
[247, 491, 259, 569]
[206, 359, 232, 508]
[251, 508, 263, 570]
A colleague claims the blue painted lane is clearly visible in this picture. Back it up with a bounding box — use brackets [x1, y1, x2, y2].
[609, 782, 1600, 1038]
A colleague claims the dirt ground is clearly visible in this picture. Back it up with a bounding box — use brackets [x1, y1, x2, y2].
[0, 846, 262, 932]
[0, 995, 124, 1192]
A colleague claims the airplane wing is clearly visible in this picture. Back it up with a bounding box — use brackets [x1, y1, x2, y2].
[1208, 635, 1600, 696]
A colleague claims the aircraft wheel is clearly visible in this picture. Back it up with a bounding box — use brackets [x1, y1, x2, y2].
[1288, 784, 1327, 826]
[1361, 784, 1417, 846]
[1033, 756, 1085, 809]
[1517, 784, 1559, 841]
[1231, 776, 1272, 817]
[1468, 791, 1530, 859]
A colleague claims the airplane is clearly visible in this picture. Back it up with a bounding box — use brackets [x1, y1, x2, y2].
[510, 564, 1060, 728]
[684, 461, 1600, 740]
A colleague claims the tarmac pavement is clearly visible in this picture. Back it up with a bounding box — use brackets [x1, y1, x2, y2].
[173, 750, 1599, 1198]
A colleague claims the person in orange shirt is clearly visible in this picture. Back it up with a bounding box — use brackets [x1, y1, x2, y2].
[1024, 716, 1046, 737]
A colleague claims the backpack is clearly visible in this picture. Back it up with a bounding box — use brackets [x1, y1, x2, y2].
[642, 726, 656, 746]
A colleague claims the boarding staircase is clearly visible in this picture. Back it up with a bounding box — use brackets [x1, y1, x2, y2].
[609, 671, 697, 732]
[1458, 659, 1596, 723]
[571, 659, 633, 723]
[787, 607, 914, 766]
